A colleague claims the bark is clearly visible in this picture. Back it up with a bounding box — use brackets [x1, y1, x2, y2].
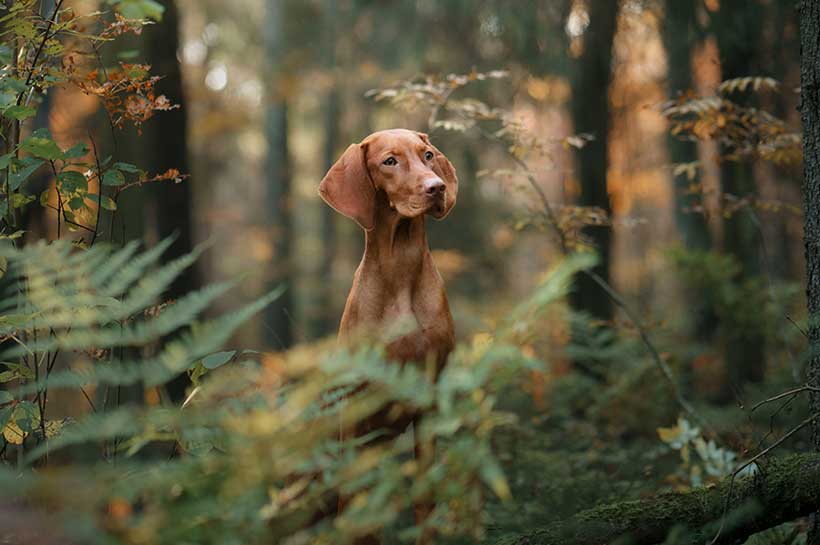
[264, 0, 294, 349]
[495, 454, 820, 545]
[143, 0, 197, 402]
[315, 0, 340, 339]
[713, 0, 766, 400]
[662, 0, 717, 368]
[568, 0, 619, 324]
[798, 2, 820, 543]
[663, 0, 711, 252]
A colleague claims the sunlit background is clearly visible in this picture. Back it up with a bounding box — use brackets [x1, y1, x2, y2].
[26, 0, 801, 414]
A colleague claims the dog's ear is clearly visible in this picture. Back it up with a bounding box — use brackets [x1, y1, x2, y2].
[319, 143, 375, 231]
[417, 132, 458, 219]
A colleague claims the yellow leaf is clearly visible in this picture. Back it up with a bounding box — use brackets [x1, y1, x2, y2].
[3, 421, 25, 444]
[657, 423, 681, 443]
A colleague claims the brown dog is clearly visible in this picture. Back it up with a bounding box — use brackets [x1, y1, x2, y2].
[319, 128, 458, 542]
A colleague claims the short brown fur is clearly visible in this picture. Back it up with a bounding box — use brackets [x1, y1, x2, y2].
[319, 128, 458, 544]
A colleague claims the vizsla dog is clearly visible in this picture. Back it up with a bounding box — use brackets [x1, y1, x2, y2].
[319, 128, 458, 543]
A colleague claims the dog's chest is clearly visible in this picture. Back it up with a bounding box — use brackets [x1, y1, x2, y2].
[343, 277, 452, 365]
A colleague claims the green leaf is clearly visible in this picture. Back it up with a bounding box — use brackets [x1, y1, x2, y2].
[0, 362, 34, 383]
[11, 193, 36, 209]
[89, 193, 117, 211]
[113, 162, 141, 174]
[479, 457, 511, 501]
[2, 105, 36, 121]
[0, 152, 13, 170]
[64, 143, 89, 159]
[21, 135, 62, 160]
[202, 350, 236, 370]
[0, 391, 12, 404]
[0, 230, 24, 240]
[10, 157, 44, 190]
[68, 197, 84, 210]
[12, 401, 39, 433]
[101, 195, 117, 211]
[57, 170, 88, 193]
[112, 0, 165, 21]
[3, 78, 29, 94]
[102, 169, 125, 186]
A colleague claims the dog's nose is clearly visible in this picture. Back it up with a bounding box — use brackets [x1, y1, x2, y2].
[424, 178, 446, 196]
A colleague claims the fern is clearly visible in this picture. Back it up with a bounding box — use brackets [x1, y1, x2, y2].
[0, 243, 595, 544]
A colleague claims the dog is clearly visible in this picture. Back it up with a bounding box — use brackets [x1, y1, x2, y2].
[319, 128, 458, 543]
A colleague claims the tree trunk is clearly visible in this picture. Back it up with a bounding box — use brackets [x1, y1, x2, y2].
[662, 0, 718, 379]
[315, 0, 340, 340]
[494, 454, 820, 545]
[568, 0, 618, 323]
[143, 0, 197, 402]
[798, 2, 820, 543]
[568, 0, 619, 380]
[264, 0, 294, 349]
[714, 0, 766, 400]
[663, 0, 711, 253]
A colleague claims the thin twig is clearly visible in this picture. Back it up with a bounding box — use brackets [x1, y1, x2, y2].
[15, 0, 65, 106]
[786, 314, 809, 339]
[88, 133, 103, 246]
[709, 410, 820, 545]
[750, 385, 820, 412]
[80, 386, 96, 412]
[472, 125, 707, 431]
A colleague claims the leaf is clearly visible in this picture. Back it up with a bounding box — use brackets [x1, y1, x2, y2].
[0, 391, 12, 404]
[3, 421, 25, 444]
[14, 402, 39, 433]
[103, 169, 125, 186]
[113, 162, 141, 173]
[11, 193, 36, 209]
[202, 350, 236, 370]
[44, 419, 64, 438]
[112, 0, 165, 21]
[0, 362, 34, 383]
[58, 170, 88, 193]
[2, 105, 36, 121]
[63, 143, 89, 159]
[100, 195, 117, 210]
[479, 457, 511, 501]
[89, 193, 117, 210]
[0, 152, 13, 170]
[21, 136, 63, 161]
[10, 158, 45, 190]
[117, 50, 140, 60]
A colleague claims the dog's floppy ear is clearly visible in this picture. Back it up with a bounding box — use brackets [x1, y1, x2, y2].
[319, 143, 375, 231]
[417, 132, 458, 219]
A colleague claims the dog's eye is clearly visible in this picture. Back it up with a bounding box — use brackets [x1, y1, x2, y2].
[424, 151, 434, 161]
[382, 157, 397, 166]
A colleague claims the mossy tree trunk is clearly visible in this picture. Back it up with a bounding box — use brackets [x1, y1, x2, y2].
[495, 454, 820, 545]
[798, 2, 820, 543]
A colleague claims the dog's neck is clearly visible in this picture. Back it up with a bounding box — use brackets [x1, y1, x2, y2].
[362, 193, 429, 289]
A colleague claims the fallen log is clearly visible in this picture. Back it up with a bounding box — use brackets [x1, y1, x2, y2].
[496, 454, 820, 545]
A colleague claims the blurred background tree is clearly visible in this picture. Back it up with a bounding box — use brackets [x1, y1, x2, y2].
[4, 0, 820, 543]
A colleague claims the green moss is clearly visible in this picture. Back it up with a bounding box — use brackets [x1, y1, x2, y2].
[497, 454, 820, 545]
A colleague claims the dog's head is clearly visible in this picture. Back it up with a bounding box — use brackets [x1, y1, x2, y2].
[318, 128, 458, 230]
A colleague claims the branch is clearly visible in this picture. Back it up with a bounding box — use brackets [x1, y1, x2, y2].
[494, 453, 820, 545]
